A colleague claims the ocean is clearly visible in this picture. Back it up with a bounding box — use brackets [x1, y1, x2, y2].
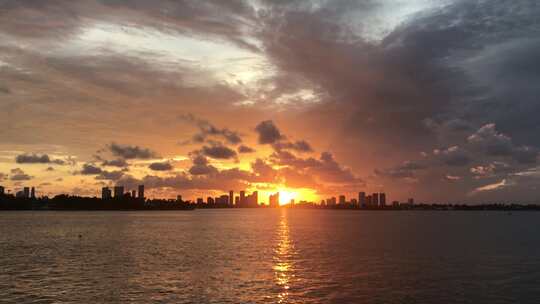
[1, 209, 539, 303]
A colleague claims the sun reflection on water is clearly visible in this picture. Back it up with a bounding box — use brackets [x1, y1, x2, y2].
[273, 210, 296, 303]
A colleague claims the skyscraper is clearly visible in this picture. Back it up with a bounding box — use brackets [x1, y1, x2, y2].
[359, 191, 366, 207]
[372, 193, 379, 206]
[30, 187, 35, 199]
[379, 193, 386, 207]
[138, 185, 145, 200]
[229, 190, 234, 206]
[269, 192, 280, 208]
[339, 195, 346, 205]
[102, 187, 112, 200]
[113, 186, 124, 198]
[240, 191, 245, 206]
[23, 187, 30, 199]
[0, 186, 4, 196]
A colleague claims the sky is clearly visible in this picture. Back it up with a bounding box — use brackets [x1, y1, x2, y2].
[1, 0, 539, 204]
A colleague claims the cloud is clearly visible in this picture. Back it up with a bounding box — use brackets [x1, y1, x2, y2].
[200, 142, 237, 160]
[255, 120, 283, 144]
[15, 153, 65, 165]
[180, 113, 242, 145]
[109, 143, 157, 159]
[10, 168, 32, 181]
[433, 146, 471, 167]
[471, 179, 512, 195]
[375, 160, 427, 179]
[80, 163, 103, 175]
[102, 158, 128, 167]
[273, 139, 313, 153]
[238, 145, 256, 153]
[188, 154, 218, 175]
[96, 170, 124, 181]
[470, 161, 511, 179]
[149, 161, 173, 171]
[468, 124, 513, 156]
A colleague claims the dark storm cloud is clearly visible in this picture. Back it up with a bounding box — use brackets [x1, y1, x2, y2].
[434, 146, 471, 167]
[15, 153, 65, 165]
[96, 170, 124, 181]
[116, 170, 252, 193]
[109, 143, 157, 159]
[200, 142, 237, 160]
[188, 154, 218, 175]
[149, 161, 173, 171]
[255, 120, 283, 144]
[80, 163, 103, 175]
[270, 150, 363, 185]
[273, 140, 313, 153]
[180, 114, 242, 145]
[102, 158, 128, 167]
[238, 145, 256, 153]
[375, 160, 427, 179]
[10, 168, 32, 181]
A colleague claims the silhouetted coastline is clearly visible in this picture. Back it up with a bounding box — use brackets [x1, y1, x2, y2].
[1, 194, 539, 211]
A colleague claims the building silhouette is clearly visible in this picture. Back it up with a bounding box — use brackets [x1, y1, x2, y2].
[23, 187, 30, 199]
[269, 192, 280, 208]
[379, 193, 386, 207]
[372, 193, 379, 206]
[359, 192, 366, 207]
[339, 195, 346, 205]
[113, 186, 124, 198]
[31, 187, 35, 199]
[102, 187, 112, 200]
[229, 190, 234, 206]
[0, 186, 4, 196]
[138, 185, 145, 200]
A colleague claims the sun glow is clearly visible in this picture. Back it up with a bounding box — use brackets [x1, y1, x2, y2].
[278, 189, 298, 206]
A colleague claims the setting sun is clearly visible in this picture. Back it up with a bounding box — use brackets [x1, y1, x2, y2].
[277, 189, 298, 205]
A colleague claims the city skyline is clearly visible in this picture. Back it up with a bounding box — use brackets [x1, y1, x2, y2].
[1, 1, 540, 204]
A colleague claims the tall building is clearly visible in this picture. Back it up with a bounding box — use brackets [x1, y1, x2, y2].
[359, 192, 366, 207]
[30, 187, 35, 199]
[379, 193, 386, 207]
[0, 186, 4, 196]
[177, 195, 182, 202]
[138, 185, 145, 200]
[131, 190, 136, 198]
[269, 192, 280, 208]
[207, 197, 215, 205]
[219, 195, 229, 205]
[23, 187, 30, 199]
[366, 195, 372, 206]
[101, 187, 112, 200]
[240, 191, 245, 205]
[229, 190, 234, 206]
[113, 186, 124, 198]
[372, 193, 379, 206]
[339, 195, 346, 205]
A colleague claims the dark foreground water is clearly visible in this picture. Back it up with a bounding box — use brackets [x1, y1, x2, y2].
[1, 210, 539, 304]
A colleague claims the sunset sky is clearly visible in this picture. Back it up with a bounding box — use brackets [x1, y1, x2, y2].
[1, 0, 539, 203]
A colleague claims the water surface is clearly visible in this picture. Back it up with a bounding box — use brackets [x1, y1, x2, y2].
[1, 210, 539, 303]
